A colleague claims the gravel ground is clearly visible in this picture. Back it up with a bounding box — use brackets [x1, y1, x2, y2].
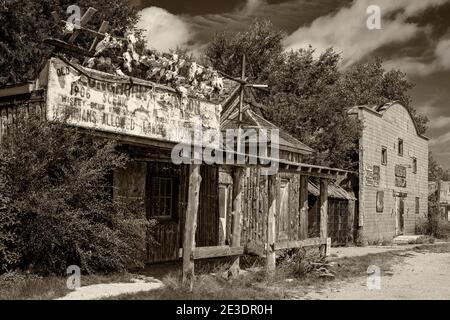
[305, 250, 450, 300]
[329, 243, 436, 260]
[57, 276, 164, 300]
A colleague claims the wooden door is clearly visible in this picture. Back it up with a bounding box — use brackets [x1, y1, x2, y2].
[277, 178, 290, 241]
[395, 196, 405, 236]
[146, 163, 184, 263]
[196, 165, 219, 247]
[328, 199, 350, 246]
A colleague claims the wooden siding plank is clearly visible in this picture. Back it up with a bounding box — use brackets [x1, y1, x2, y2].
[182, 164, 201, 291]
[229, 167, 245, 276]
[266, 174, 278, 274]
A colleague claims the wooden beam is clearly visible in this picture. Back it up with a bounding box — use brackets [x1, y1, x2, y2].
[44, 38, 95, 57]
[89, 20, 110, 53]
[229, 167, 245, 277]
[299, 175, 309, 240]
[319, 179, 329, 256]
[274, 237, 327, 251]
[266, 174, 278, 274]
[192, 246, 244, 260]
[182, 164, 202, 291]
[68, 7, 98, 43]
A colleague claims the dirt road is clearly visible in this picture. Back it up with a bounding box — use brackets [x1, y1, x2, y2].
[305, 250, 450, 300]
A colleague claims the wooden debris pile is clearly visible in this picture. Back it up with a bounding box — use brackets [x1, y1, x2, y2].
[79, 32, 225, 101]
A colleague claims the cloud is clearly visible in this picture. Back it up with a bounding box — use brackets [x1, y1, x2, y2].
[283, 0, 448, 68]
[430, 131, 450, 146]
[134, 1, 268, 53]
[383, 38, 450, 76]
[136, 7, 193, 52]
[238, 0, 267, 16]
[429, 115, 450, 130]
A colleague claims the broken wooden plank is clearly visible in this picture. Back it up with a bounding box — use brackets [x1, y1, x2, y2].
[193, 246, 244, 260]
[44, 38, 95, 57]
[89, 21, 110, 53]
[68, 7, 98, 43]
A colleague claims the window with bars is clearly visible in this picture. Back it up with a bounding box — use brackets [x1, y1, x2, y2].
[149, 176, 177, 219]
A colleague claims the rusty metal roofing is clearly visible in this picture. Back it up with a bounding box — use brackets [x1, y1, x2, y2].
[308, 180, 356, 200]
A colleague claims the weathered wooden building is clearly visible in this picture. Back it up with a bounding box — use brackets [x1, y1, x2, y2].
[429, 180, 450, 221]
[219, 89, 356, 249]
[349, 102, 429, 244]
[0, 54, 354, 286]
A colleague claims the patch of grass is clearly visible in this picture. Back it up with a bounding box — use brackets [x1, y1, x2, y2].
[413, 243, 450, 254]
[109, 271, 285, 300]
[0, 272, 69, 300]
[109, 247, 427, 300]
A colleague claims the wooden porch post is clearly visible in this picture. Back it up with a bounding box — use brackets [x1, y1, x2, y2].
[319, 179, 329, 256]
[266, 173, 278, 274]
[299, 175, 309, 240]
[229, 167, 245, 277]
[182, 164, 202, 291]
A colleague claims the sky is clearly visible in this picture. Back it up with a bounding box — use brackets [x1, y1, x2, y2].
[130, 0, 450, 169]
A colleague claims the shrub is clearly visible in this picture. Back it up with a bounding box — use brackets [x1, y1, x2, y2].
[417, 194, 449, 239]
[0, 112, 155, 274]
[277, 248, 333, 279]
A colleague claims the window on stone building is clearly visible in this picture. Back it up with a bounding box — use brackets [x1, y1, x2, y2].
[398, 139, 404, 156]
[381, 146, 387, 165]
[415, 197, 420, 215]
[412, 158, 417, 174]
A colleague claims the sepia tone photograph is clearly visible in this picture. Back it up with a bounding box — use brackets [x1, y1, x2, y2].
[0, 0, 450, 307]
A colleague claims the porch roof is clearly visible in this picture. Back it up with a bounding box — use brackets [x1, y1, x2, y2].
[308, 180, 356, 200]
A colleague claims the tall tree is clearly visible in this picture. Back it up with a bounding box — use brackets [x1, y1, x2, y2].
[205, 19, 285, 82]
[204, 20, 428, 169]
[429, 152, 450, 181]
[342, 59, 429, 134]
[0, 0, 138, 85]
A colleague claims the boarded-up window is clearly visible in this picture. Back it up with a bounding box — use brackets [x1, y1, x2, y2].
[376, 191, 384, 213]
[415, 197, 420, 215]
[149, 177, 177, 219]
[373, 165, 380, 187]
[395, 165, 407, 188]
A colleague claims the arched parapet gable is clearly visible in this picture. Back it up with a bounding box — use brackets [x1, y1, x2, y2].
[375, 101, 429, 141]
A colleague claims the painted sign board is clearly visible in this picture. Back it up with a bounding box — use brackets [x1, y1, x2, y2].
[45, 58, 221, 146]
[395, 165, 407, 188]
